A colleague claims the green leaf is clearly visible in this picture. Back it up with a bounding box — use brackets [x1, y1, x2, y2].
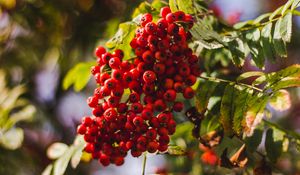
[280, 12, 292, 42]
[265, 128, 282, 163]
[53, 146, 75, 175]
[253, 13, 271, 24]
[233, 20, 254, 29]
[71, 136, 85, 168]
[292, 0, 300, 9]
[169, 0, 178, 12]
[6, 105, 36, 128]
[42, 165, 53, 175]
[220, 84, 236, 136]
[233, 88, 254, 135]
[261, 23, 276, 61]
[195, 80, 218, 113]
[47, 143, 69, 160]
[227, 39, 245, 67]
[1, 85, 26, 110]
[177, 0, 195, 14]
[62, 61, 95, 92]
[244, 129, 263, 152]
[265, 64, 300, 89]
[167, 145, 187, 156]
[106, 22, 137, 59]
[245, 29, 265, 68]
[269, 6, 283, 20]
[273, 18, 288, 57]
[0, 127, 24, 150]
[281, 0, 293, 15]
[237, 71, 264, 82]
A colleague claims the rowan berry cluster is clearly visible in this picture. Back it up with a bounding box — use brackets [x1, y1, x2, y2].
[77, 6, 200, 166]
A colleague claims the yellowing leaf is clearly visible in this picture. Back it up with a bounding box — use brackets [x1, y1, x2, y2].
[269, 90, 291, 111]
[47, 143, 69, 160]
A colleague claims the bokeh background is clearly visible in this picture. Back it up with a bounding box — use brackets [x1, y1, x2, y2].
[1, 0, 300, 174]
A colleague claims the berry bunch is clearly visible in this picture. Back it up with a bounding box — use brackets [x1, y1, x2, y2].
[130, 7, 200, 110]
[77, 6, 200, 167]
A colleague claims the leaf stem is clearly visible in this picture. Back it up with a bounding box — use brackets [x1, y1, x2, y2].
[198, 75, 263, 92]
[263, 119, 300, 140]
[142, 153, 147, 175]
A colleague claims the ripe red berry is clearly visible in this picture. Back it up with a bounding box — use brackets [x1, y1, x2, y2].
[99, 154, 110, 166]
[183, 87, 195, 99]
[77, 124, 87, 135]
[140, 13, 153, 27]
[147, 141, 159, 153]
[173, 101, 184, 112]
[109, 57, 121, 69]
[95, 46, 106, 58]
[163, 89, 177, 102]
[160, 7, 171, 18]
[143, 71, 156, 84]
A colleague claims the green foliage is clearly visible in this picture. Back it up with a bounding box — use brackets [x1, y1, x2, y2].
[0, 70, 35, 150]
[62, 61, 95, 92]
[265, 129, 283, 163]
[191, 0, 300, 68]
[42, 135, 86, 175]
[195, 65, 300, 136]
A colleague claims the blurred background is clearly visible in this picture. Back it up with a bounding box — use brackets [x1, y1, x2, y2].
[1, 0, 300, 174]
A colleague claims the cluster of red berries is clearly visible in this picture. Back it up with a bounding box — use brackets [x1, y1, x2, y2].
[76, 6, 200, 167]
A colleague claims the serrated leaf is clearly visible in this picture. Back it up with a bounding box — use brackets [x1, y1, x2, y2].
[245, 129, 263, 152]
[243, 93, 269, 136]
[167, 145, 187, 155]
[62, 61, 95, 92]
[169, 0, 178, 12]
[245, 29, 265, 68]
[42, 165, 53, 175]
[269, 6, 283, 20]
[281, 0, 293, 15]
[233, 88, 254, 135]
[237, 71, 264, 82]
[47, 143, 69, 160]
[195, 80, 218, 113]
[177, 0, 195, 14]
[269, 90, 291, 111]
[280, 12, 292, 42]
[234, 20, 254, 29]
[228, 39, 245, 67]
[265, 128, 282, 163]
[53, 147, 75, 175]
[105, 22, 137, 58]
[292, 0, 300, 9]
[254, 13, 271, 24]
[220, 84, 236, 136]
[265, 64, 300, 89]
[0, 127, 24, 150]
[273, 18, 288, 57]
[261, 23, 276, 61]
[71, 136, 85, 168]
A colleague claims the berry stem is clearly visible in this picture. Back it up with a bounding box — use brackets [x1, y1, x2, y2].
[198, 75, 263, 92]
[142, 153, 147, 175]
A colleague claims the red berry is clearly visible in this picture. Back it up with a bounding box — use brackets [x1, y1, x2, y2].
[140, 13, 153, 27]
[95, 46, 106, 58]
[112, 49, 124, 59]
[160, 7, 171, 18]
[77, 124, 86, 135]
[173, 101, 184, 112]
[183, 87, 195, 99]
[99, 154, 110, 166]
[143, 71, 156, 84]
